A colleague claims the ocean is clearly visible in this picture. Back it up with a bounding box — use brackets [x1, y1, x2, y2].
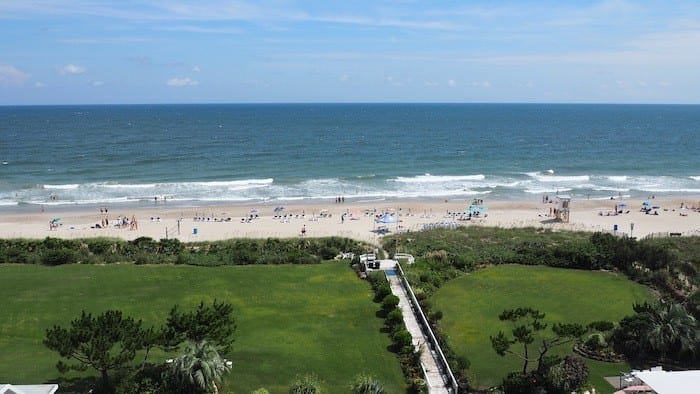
[1, 103, 699, 210]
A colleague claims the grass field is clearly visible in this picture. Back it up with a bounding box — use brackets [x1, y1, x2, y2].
[0, 263, 405, 393]
[430, 264, 654, 392]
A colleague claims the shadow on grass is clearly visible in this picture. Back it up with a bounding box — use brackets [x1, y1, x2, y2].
[46, 376, 97, 394]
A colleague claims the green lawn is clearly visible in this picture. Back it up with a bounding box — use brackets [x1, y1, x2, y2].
[430, 264, 654, 393]
[0, 263, 405, 393]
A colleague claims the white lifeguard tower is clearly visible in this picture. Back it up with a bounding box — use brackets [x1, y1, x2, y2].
[555, 195, 571, 223]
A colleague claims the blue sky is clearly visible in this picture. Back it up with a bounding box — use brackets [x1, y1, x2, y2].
[1, 0, 699, 104]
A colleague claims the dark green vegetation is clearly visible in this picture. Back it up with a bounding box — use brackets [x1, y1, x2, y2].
[0, 236, 368, 266]
[382, 227, 700, 391]
[0, 263, 405, 393]
[43, 300, 236, 393]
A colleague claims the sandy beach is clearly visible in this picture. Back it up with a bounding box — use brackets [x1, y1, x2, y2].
[1, 197, 699, 245]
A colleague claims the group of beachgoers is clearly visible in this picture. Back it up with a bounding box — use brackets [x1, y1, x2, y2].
[92, 207, 138, 230]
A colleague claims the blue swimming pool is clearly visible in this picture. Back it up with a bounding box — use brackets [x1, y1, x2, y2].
[386, 269, 396, 276]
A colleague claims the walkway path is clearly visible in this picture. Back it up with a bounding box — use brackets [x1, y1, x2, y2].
[380, 260, 452, 393]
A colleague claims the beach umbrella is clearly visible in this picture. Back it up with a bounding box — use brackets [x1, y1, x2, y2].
[642, 201, 651, 206]
[51, 218, 61, 223]
[618, 203, 627, 208]
[652, 205, 660, 209]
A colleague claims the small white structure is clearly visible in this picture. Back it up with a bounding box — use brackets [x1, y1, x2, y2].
[360, 253, 379, 270]
[0, 384, 59, 394]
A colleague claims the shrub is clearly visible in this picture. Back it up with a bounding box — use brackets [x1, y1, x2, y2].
[288, 373, 323, 393]
[545, 355, 589, 394]
[380, 295, 400, 315]
[42, 248, 78, 266]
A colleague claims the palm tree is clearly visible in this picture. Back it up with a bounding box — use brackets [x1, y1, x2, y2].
[168, 340, 231, 393]
[645, 301, 697, 359]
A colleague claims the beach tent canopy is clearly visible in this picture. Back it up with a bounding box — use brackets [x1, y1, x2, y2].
[642, 201, 652, 206]
[467, 205, 488, 215]
[375, 213, 397, 224]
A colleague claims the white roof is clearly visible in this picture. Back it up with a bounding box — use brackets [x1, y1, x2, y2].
[634, 370, 700, 394]
[0, 385, 58, 394]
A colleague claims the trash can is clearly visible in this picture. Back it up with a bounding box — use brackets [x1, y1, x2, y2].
[193, 228, 198, 235]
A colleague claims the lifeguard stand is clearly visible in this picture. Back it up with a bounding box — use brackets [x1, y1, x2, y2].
[555, 195, 571, 223]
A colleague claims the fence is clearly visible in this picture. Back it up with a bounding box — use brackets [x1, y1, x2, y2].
[394, 261, 460, 393]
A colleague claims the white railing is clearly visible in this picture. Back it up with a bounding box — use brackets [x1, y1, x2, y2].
[394, 261, 459, 393]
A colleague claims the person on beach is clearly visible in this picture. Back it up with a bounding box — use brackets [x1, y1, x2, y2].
[301, 225, 306, 237]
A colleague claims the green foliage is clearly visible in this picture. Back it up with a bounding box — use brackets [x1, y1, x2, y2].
[0, 236, 369, 266]
[42, 247, 78, 265]
[500, 371, 544, 394]
[545, 355, 589, 394]
[43, 310, 145, 387]
[163, 300, 237, 353]
[491, 307, 587, 374]
[288, 373, 323, 393]
[380, 294, 400, 315]
[349, 373, 385, 394]
[167, 340, 231, 394]
[612, 300, 698, 364]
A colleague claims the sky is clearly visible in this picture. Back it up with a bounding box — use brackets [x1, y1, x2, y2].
[1, 0, 699, 105]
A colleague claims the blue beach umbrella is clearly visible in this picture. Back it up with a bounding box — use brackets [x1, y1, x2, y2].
[642, 201, 651, 206]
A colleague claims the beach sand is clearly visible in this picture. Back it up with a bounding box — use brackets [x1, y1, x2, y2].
[1, 198, 699, 245]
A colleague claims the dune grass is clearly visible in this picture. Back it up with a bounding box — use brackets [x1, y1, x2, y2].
[0, 263, 405, 393]
[430, 264, 653, 392]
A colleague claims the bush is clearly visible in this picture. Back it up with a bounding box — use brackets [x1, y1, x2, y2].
[545, 355, 589, 394]
[391, 329, 413, 353]
[288, 373, 323, 393]
[42, 248, 78, 266]
[380, 295, 400, 315]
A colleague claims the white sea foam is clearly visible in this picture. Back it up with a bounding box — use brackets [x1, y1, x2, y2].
[43, 184, 80, 189]
[530, 174, 590, 183]
[103, 183, 158, 189]
[183, 178, 274, 187]
[691, 176, 700, 181]
[524, 187, 573, 194]
[0, 201, 18, 206]
[394, 174, 486, 183]
[607, 176, 628, 182]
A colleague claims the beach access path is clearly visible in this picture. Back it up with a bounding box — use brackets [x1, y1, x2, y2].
[380, 260, 452, 393]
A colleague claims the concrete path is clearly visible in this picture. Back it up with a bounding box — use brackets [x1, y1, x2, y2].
[382, 261, 452, 393]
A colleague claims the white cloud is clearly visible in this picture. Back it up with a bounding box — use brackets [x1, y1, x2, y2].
[59, 64, 86, 75]
[166, 77, 199, 87]
[0, 64, 31, 87]
[192, 65, 201, 72]
[447, 79, 457, 87]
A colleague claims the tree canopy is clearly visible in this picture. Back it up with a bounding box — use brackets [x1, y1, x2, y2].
[490, 307, 587, 374]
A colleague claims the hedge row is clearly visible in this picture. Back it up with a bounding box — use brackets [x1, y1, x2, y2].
[0, 236, 369, 266]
